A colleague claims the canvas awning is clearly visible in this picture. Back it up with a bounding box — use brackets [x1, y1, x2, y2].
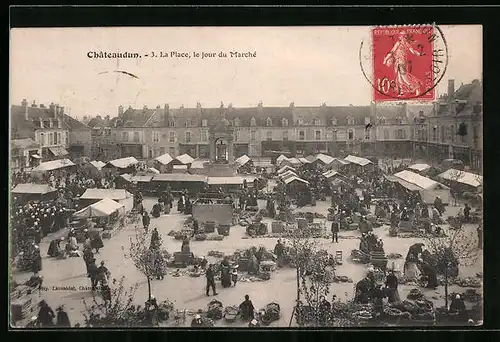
[322, 170, 339, 179]
[276, 154, 289, 164]
[74, 198, 125, 218]
[89, 160, 106, 170]
[120, 174, 132, 182]
[175, 154, 194, 165]
[277, 165, 297, 175]
[49, 146, 69, 157]
[130, 175, 153, 183]
[80, 189, 132, 200]
[152, 174, 207, 182]
[279, 170, 298, 179]
[155, 153, 173, 165]
[106, 157, 139, 169]
[393, 170, 445, 190]
[284, 176, 309, 185]
[298, 157, 311, 164]
[207, 176, 245, 185]
[438, 169, 483, 188]
[408, 163, 431, 172]
[315, 153, 335, 165]
[32, 158, 75, 172]
[147, 167, 160, 174]
[31, 154, 41, 159]
[190, 160, 208, 169]
[344, 155, 372, 166]
[12, 183, 57, 194]
[235, 155, 251, 166]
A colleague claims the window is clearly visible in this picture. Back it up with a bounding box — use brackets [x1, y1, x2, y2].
[201, 119, 208, 127]
[379, 117, 386, 124]
[169, 132, 176, 143]
[365, 129, 370, 140]
[58, 120, 62, 129]
[168, 120, 175, 127]
[283, 130, 288, 141]
[65, 133, 68, 145]
[314, 118, 321, 126]
[282, 118, 288, 127]
[298, 118, 304, 126]
[234, 118, 240, 127]
[133, 132, 140, 142]
[169, 147, 175, 156]
[251, 131, 256, 141]
[201, 130, 208, 142]
[266, 131, 272, 141]
[49, 133, 54, 145]
[347, 117, 355, 125]
[266, 118, 272, 126]
[331, 117, 337, 125]
[445, 126, 451, 141]
[160, 147, 166, 155]
[249, 145, 259, 156]
[153, 131, 160, 143]
[332, 130, 337, 141]
[250, 118, 256, 126]
[348, 129, 354, 140]
[234, 130, 239, 141]
[299, 130, 305, 140]
[383, 129, 389, 140]
[451, 125, 455, 142]
[315, 130, 321, 140]
[57, 132, 61, 145]
[49, 120, 53, 128]
[185, 132, 191, 143]
[185, 120, 192, 128]
[40, 133, 45, 146]
[440, 126, 445, 143]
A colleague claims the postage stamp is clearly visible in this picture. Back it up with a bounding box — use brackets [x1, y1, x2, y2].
[360, 24, 448, 102]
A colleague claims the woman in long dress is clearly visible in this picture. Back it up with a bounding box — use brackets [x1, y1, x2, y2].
[404, 253, 420, 279]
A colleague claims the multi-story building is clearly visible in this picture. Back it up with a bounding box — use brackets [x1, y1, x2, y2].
[87, 115, 120, 160]
[415, 79, 482, 171]
[11, 100, 91, 161]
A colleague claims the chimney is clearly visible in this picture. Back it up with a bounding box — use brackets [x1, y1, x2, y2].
[156, 105, 160, 109]
[22, 99, 28, 119]
[143, 105, 148, 110]
[53, 104, 58, 118]
[59, 106, 64, 115]
[163, 104, 169, 126]
[289, 102, 294, 108]
[31, 100, 37, 108]
[321, 103, 326, 107]
[118, 105, 124, 116]
[448, 79, 455, 100]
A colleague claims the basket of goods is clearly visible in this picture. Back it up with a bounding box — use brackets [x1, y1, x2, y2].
[174, 231, 185, 240]
[207, 250, 225, 258]
[260, 302, 281, 325]
[223, 306, 240, 322]
[239, 220, 250, 227]
[207, 235, 224, 241]
[217, 225, 230, 236]
[194, 234, 207, 241]
[407, 288, 424, 300]
[348, 223, 359, 231]
[167, 230, 176, 236]
[353, 310, 373, 321]
[383, 307, 403, 321]
[207, 300, 224, 320]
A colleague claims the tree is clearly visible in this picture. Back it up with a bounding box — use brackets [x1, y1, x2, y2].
[424, 226, 479, 309]
[122, 227, 168, 301]
[446, 169, 464, 206]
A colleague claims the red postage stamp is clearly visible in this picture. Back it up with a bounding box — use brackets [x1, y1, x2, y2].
[372, 25, 435, 102]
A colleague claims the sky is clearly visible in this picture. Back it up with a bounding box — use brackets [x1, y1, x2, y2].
[10, 25, 482, 119]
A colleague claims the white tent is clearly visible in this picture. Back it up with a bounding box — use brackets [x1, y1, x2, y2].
[315, 153, 335, 165]
[322, 170, 339, 179]
[175, 154, 194, 165]
[155, 153, 173, 166]
[32, 158, 75, 172]
[283, 176, 309, 185]
[279, 170, 298, 180]
[276, 154, 289, 164]
[393, 170, 451, 204]
[207, 176, 245, 185]
[74, 198, 125, 218]
[344, 155, 372, 166]
[298, 157, 311, 164]
[79, 189, 134, 211]
[408, 163, 431, 173]
[438, 169, 483, 188]
[235, 155, 251, 167]
[190, 160, 208, 169]
[277, 165, 297, 175]
[147, 167, 160, 174]
[106, 157, 139, 169]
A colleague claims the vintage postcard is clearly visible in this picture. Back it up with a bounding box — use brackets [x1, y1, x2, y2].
[9, 25, 483, 328]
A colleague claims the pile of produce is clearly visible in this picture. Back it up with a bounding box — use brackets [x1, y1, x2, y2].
[449, 289, 482, 302]
[207, 250, 225, 258]
[167, 230, 177, 236]
[451, 277, 482, 288]
[407, 288, 425, 300]
[314, 213, 326, 219]
[332, 275, 353, 283]
[206, 300, 224, 320]
[206, 235, 224, 241]
[194, 234, 207, 241]
[386, 253, 403, 259]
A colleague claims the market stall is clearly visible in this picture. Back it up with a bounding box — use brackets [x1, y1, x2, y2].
[31, 158, 76, 175]
[103, 157, 139, 175]
[172, 154, 194, 168]
[207, 176, 244, 192]
[343, 155, 374, 173]
[151, 173, 207, 195]
[437, 169, 483, 193]
[393, 170, 451, 204]
[235, 154, 253, 173]
[154, 153, 174, 173]
[79, 188, 134, 211]
[12, 183, 58, 203]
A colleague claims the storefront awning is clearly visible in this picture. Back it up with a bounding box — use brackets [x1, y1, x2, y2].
[49, 146, 69, 157]
[31, 154, 41, 159]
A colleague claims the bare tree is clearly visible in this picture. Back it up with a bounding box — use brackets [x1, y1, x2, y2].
[446, 169, 464, 206]
[122, 227, 168, 301]
[424, 227, 479, 309]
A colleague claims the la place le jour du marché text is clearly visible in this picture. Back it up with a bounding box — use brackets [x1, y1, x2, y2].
[87, 51, 257, 59]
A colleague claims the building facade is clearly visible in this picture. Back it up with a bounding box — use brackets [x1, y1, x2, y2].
[10, 138, 42, 169]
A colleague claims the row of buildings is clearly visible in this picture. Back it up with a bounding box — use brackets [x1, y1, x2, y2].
[10, 79, 483, 171]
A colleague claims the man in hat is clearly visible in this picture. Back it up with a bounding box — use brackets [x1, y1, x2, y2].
[37, 300, 55, 327]
[331, 216, 340, 243]
[87, 258, 99, 291]
[205, 264, 218, 296]
[55, 305, 71, 327]
[273, 239, 285, 267]
[97, 261, 110, 284]
[384, 269, 400, 303]
[449, 294, 466, 320]
[31, 245, 42, 275]
[239, 294, 255, 321]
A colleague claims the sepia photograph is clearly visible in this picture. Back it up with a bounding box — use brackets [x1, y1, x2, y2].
[9, 24, 483, 328]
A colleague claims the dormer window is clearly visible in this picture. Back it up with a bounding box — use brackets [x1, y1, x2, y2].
[297, 118, 304, 126]
[331, 117, 337, 126]
[313, 118, 321, 126]
[282, 118, 288, 127]
[168, 120, 175, 127]
[379, 117, 386, 124]
[202, 119, 208, 127]
[57, 120, 62, 128]
[185, 119, 192, 127]
[347, 116, 355, 125]
[234, 118, 240, 127]
[250, 117, 257, 126]
[266, 117, 272, 126]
